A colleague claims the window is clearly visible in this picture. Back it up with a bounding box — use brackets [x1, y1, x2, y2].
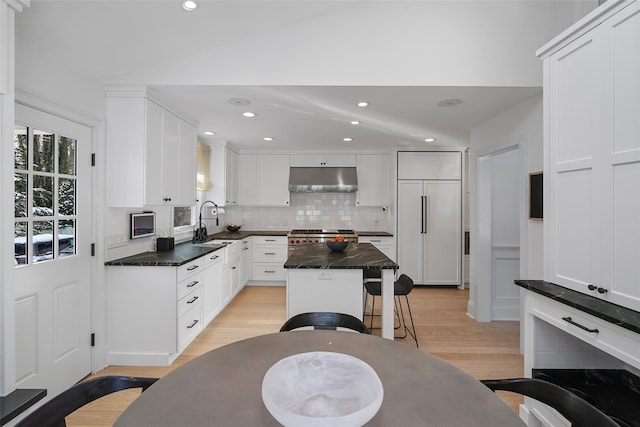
[14, 124, 78, 265]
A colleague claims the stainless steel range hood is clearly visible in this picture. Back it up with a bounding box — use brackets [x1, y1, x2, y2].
[289, 167, 358, 193]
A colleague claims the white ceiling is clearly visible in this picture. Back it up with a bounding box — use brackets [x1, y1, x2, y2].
[16, 0, 544, 151]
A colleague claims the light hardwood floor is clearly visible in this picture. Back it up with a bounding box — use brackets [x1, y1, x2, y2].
[67, 285, 523, 426]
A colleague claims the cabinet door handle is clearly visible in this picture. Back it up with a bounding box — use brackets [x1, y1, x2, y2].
[232, 266, 237, 270]
[187, 319, 199, 329]
[187, 265, 199, 271]
[562, 317, 599, 333]
[265, 270, 276, 273]
[597, 287, 608, 294]
[587, 284, 597, 291]
[187, 296, 199, 304]
[264, 252, 276, 255]
[187, 280, 199, 288]
[242, 247, 249, 251]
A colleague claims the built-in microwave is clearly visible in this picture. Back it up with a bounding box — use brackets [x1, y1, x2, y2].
[130, 212, 156, 239]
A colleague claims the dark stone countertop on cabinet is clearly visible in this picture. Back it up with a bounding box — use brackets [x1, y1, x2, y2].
[105, 242, 225, 267]
[206, 230, 290, 239]
[356, 231, 393, 237]
[515, 280, 640, 335]
[284, 242, 398, 270]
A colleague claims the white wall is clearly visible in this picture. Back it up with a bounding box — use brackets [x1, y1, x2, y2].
[468, 94, 544, 321]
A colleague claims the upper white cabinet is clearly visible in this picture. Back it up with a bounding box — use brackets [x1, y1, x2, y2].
[207, 144, 238, 206]
[106, 89, 197, 207]
[397, 151, 461, 180]
[238, 154, 290, 206]
[540, 0, 640, 311]
[290, 154, 356, 167]
[356, 154, 390, 206]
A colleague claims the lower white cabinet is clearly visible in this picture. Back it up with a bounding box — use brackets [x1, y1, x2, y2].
[203, 251, 223, 325]
[108, 257, 205, 366]
[251, 236, 288, 282]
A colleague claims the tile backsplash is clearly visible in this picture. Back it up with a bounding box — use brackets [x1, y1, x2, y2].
[225, 193, 392, 231]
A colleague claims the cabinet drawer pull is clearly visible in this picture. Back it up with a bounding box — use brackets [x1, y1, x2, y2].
[265, 239, 276, 242]
[187, 281, 199, 288]
[370, 239, 381, 242]
[187, 296, 199, 304]
[187, 265, 199, 271]
[210, 255, 219, 260]
[187, 319, 199, 329]
[242, 247, 249, 251]
[264, 252, 276, 255]
[597, 287, 608, 294]
[265, 270, 276, 273]
[562, 317, 599, 333]
[587, 284, 597, 291]
[232, 266, 237, 270]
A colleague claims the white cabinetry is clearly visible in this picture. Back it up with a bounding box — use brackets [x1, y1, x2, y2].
[239, 154, 290, 206]
[540, 0, 640, 311]
[358, 236, 395, 260]
[356, 154, 390, 206]
[202, 251, 223, 325]
[208, 145, 238, 206]
[106, 90, 196, 207]
[107, 257, 205, 366]
[240, 238, 252, 286]
[397, 151, 463, 286]
[290, 154, 356, 167]
[251, 236, 288, 282]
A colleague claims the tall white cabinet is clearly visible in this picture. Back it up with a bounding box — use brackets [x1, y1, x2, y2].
[541, 0, 640, 311]
[397, 151, 463, 286]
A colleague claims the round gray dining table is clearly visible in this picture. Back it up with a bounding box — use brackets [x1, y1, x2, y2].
[114, 330, 526, 426]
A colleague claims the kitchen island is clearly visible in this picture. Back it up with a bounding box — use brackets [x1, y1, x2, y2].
[284, 242, 398, 339]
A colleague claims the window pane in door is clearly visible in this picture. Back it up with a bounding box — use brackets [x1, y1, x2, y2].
[15, 173, 28, 218]
[14, 125, 28, 170]
[58, 136, 77, 175]
[59, 178, 76, 216]
[33, 220, 54, 264]
[33, 130, 54, 172]
[33, 175, 54, 216]
[14, 222, 28, 266]
[59, 220, 76, 258]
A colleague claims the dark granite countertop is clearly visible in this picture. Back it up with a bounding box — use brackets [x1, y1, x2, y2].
[105, 242, 225, 266]
[515, 280, 640, 335]
[284, 242, 398, 270]
[208, 230, 289, 239]
[356, 231, 393, 237]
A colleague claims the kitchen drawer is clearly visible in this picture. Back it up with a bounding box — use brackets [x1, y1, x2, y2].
[177, 257, 203, 282]
[177, 271, 203, 300]
[252, 263, 286, 281]
[530, 293, 640, 368]
[178, 287, 202, 317]
[178, 303, 202, 351]
[203, 250, 223, 268]
[253, 236, 287, 245]
[252, 245, 287, 263]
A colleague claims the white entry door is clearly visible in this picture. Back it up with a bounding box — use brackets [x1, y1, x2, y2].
[13, 104, 92, 398]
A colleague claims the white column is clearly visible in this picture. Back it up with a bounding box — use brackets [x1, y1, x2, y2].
[0, 0, 29, 397]
[380, 269, 395, 339]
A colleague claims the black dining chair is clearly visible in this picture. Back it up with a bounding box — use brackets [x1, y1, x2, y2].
[363, 273, 418, 347]
[480, 378, 620, 427]
[15, 376, 159, 427]
[280, 312, 371, 334]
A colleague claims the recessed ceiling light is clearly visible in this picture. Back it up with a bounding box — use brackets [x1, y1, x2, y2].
[263, 137, 274, 141]
[182, 1, 197, 11]
[228, 98, 251, 106]
[437, 99, 463, 108]
[343, 137, 353, 142]
[424, 137, 437, 143]
[242, 112, 256, 118]
[357, 101, 369, 107]
[203, 131, 215, 136]
[350, 120, 360, 125]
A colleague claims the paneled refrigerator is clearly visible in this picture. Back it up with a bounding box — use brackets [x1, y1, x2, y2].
[397, 151, 462, 286]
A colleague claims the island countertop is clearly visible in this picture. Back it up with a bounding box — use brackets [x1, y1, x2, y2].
[284, 242, 398, 270]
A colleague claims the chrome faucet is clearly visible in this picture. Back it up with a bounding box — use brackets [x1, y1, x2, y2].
[194, 200, 218, 242]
